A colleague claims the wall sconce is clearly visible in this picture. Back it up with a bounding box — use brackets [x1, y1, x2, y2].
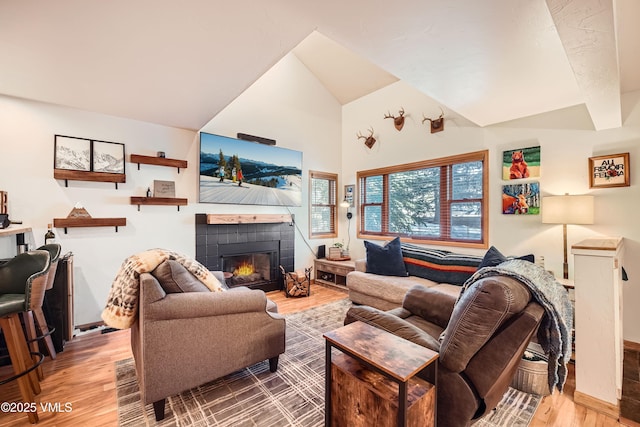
[341, 184, 355, 255]
[541, 194, 594, 279]
[340, 198, 352, 256]
[340, 198, 353, 220]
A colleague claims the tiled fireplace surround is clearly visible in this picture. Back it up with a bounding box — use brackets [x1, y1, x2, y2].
[195, 213, 294, 292]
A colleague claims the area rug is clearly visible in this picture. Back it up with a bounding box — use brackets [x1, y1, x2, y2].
[116, 298, 541, 426]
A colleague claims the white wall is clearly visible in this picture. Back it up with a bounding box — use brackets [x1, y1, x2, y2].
[341, 83, 640, 342]
[200, 53, 343, 268]
[0, 95, 198, 325]
[3, 53, 639, 342]
[0, 52, 342, 326]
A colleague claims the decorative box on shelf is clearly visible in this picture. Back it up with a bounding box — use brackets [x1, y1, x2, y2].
[327, 246, 350, 261]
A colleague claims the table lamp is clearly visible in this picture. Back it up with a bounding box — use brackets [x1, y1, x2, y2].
[541, 194, 594, 279]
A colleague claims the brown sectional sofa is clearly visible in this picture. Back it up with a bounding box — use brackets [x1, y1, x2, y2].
[345, 277, 545, 426]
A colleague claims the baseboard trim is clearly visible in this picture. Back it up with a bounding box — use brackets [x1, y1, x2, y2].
[76, 320, 105, 331]
[624, 340, 640, 352]
[574, 391, 620, 419]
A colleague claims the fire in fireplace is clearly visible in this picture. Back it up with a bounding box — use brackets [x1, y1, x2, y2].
[219, 241, 280, 292]
[195, 214, 295, 293]
[224, 253, 271, 287]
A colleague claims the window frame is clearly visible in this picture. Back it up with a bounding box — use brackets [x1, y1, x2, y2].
[309, 170, 338, 239]
[357, 150, 489, 249]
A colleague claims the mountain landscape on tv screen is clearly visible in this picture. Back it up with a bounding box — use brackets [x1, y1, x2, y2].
[200, 152, 301, 189]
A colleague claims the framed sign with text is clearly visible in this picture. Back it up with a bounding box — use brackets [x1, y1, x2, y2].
[589, 153, 630, 188]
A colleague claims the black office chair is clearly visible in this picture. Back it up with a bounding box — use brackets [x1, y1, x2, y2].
[0, 250, 50, 424]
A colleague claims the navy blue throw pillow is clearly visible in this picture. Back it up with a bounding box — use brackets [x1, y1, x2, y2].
[479, 246, 534, 269]
[365, 237, 408, 276]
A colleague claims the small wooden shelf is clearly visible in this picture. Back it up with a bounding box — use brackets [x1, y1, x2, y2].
[130, 154, 187, 173]
[130, 196, 188, 211]
[53, 217, 126, 233]
[314, 258, 355, 290]
[54, 169, 126, 189]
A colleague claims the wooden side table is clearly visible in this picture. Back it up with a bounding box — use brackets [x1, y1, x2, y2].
[314, 258, 355, 290]
[323, 321, 437, 427]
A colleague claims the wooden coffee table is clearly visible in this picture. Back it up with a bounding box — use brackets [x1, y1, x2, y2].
[323, 321, 438, 427]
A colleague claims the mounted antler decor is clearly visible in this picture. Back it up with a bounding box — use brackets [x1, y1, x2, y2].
[384, 107, 406, 131]
[422, 108, 445, 133]
[357, 127, 377, 149]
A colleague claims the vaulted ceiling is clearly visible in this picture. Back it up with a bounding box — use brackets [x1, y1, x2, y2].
[1, 0, 638, 132]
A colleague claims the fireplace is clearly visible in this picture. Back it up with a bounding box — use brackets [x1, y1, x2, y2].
[218, 241, 279, 291]
[195, 214, 294, 293]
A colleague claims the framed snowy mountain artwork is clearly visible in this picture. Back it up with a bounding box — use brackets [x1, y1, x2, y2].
[54, 135, 125, 175]
[92, 141, 125, 174]
[199, 132, 302, 207]
[54, 135, 91, 171]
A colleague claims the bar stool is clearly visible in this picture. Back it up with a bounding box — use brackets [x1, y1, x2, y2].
[0, 250, 50, 424]
[23, 244, 61, 370]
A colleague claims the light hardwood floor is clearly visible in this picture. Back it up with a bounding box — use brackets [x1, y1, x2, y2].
[0, 284, 637, 426]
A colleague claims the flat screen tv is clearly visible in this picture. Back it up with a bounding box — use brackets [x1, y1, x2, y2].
[199, 132, 303, 206]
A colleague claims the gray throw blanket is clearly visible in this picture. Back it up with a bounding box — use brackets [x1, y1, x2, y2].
[458, 259, 573, 393]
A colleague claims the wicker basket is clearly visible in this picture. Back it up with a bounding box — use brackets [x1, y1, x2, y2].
[510, 354, 550, 396]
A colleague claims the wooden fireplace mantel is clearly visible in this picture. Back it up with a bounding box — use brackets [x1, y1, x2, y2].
[205, 214, 293, 225]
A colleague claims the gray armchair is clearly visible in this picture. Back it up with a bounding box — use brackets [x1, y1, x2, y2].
[130, 260, 286, 421]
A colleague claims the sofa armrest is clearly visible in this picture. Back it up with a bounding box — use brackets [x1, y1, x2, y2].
[465, 302, 544, 406]
[345, 306, 440, 351]
[144, 288, 271, 321]
[439, 276, 531, 373]
[355, 259, 367, 272]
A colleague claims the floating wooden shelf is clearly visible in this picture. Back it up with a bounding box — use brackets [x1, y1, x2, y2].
[130, 197, 188, 211]
[53, 217, 126, 233]
[204, 214, 293, 225]
[130, 154, 188, 173]
[54, 169, 126, 189]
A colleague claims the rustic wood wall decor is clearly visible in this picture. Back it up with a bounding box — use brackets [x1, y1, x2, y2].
[357, 127, 377, 149]
[384, 107, 406, 131]
[422, 108, 445, 133]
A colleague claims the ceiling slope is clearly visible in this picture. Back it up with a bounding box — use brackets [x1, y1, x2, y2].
[547, 0, 620, 130]
[0, 0, 637, 131]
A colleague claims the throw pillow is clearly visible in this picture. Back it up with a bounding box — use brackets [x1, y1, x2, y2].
[152, 259, 211, 293]
[364, 237, 408, 276]
[479, 246, 535, 269]
[400, 243, 482, 285]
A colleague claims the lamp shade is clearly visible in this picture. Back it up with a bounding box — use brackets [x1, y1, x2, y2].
[541, 195, 594, 224]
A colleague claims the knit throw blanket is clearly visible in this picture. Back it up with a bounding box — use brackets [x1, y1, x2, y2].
[459, 259, 573, 393]
[101, 249, 224, 330]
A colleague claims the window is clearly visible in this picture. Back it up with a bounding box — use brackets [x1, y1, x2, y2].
[358, 150, 488, 248]
[310, 171, 338, 238]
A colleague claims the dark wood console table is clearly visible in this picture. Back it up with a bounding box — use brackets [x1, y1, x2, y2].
[323, 321, 437, 426]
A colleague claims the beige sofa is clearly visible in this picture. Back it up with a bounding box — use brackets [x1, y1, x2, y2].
[130, 260, 285, 421]
[347, 259, 465, 310]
